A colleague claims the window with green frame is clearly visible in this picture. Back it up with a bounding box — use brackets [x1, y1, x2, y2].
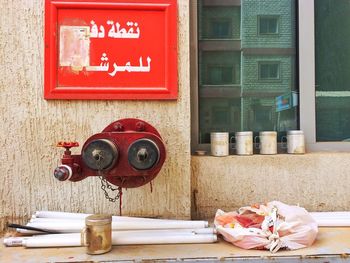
[192, 0, 350, 151]
[258, 16, 279, 35]
[195, 0, 297, 145]
[315, 0, 350, 142]
[259, 62, 280, 81]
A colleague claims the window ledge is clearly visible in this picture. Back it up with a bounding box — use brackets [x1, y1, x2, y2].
[192, 151, 350, 158]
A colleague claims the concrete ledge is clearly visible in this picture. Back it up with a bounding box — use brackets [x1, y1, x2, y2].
[191, 153, 350, 219]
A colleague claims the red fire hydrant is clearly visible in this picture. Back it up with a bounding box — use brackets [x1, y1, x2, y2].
[54, 118, 166, 189]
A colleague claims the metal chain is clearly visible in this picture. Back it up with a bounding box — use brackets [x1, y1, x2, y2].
[99, 175, 121, 203]
[96, 158, 121, 203]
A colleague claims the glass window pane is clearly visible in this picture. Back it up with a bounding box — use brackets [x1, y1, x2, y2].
[198, 0, 297, 144]
[199, 5, 241, 39]
[259, 16, 279, 34]
[269, 18, 278, 33]
[315, 0, 350, 142]
[259, 62, 280, 80]
[199, 51, 241, 85]
[259, 18, 269, 34]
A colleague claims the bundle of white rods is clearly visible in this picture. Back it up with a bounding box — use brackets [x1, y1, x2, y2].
[4, 232, 218, 248]
[5, 211, 217, 248]
[5, 211, 350, 248]
[310, 212, 350, 227]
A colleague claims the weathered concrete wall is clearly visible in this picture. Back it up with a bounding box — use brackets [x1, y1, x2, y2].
[1, 0, 350, 237]
[0, 0, 191, 233]
[191, 153, 350, 219]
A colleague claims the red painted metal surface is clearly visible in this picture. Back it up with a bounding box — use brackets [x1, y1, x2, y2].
[57, 141, 79, 149]
[44, 0, 178, 100]
[55, 118, 166, 188]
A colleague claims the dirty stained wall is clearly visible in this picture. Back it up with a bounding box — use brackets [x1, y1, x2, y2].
[191, 154, 350, 219]
[0, 0, 191, 233]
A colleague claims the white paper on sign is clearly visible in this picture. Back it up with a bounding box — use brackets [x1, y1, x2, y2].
[59, 26, 90, 68]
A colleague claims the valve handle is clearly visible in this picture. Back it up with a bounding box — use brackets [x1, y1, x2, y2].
[57, 141, 79, 151]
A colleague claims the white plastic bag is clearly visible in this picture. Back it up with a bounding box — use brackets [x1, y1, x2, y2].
[214, 201, 318, 253]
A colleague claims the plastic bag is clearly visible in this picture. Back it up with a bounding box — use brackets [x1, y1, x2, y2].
[214, 201, 318, 253]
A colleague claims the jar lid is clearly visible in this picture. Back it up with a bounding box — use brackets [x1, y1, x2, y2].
[235, 131, 253, 136]
[287, 130, 304, 135]
[210, 132, 228, 135]
[259, 131, 277, 135]
[85, 214, 112, 225]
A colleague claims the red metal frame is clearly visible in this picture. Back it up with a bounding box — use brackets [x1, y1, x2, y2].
[44, 0, 178, 100]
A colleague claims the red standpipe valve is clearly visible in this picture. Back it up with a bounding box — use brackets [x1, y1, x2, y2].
[54, 141, 80, 181]
[56, 141, 79, 152]
[54, 165, 72, 181]
[54, 119, 166, 188]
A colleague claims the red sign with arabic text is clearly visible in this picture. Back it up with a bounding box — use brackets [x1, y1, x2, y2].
[45, 0, 177, 99]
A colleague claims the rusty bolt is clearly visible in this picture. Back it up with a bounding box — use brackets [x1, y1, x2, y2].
[113, 122, 123, 131]
[136, 121, 145, 131]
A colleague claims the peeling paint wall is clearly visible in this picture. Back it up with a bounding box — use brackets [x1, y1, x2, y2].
[191, 154, 350, 219]
[0, 0, 191, 233]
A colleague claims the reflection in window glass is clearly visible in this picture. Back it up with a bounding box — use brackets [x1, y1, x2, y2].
[259, 16, 279, 34]
[198, 0, 297, 144]
[259, 62, 280, 80]
[210, 19, 232, 38]
[208, 65, 234, 85]
[315, 0, 350, 142]
[200, 51, 241, 85]
[199, 6, 240, 39]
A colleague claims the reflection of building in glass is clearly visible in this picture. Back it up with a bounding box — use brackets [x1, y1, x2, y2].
[315, 0, 350, 141]
[198, 0, 297, 143]
[241, 0, 296, 133]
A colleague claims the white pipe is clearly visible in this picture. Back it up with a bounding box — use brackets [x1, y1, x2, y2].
[29, 218, 208, 229]
[34, 211, 92, 219]
[28, 218, 214, 233]
[29, 218, 82, 223]
[20, 233, 217, 247]
[3, 237, 28, 247]
[312, 219, 350, 227]
[310, 212, 350, 217]
[34, 211, 141, 221]
[34, 211, 208, 227]
[111, 233, 217, 246]
[17, 226, 216, 235]
[316, 222, 350, 227]
[22, 236, 81, 247]
[309, 212, 350, 227]
[30, 228, 216, 237]
[26, 220, 208, 232]
[312, 216, 350, 221]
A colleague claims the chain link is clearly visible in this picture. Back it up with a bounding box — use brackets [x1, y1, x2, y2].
[99, 175, 121, 202]
[96, 158, 121, 203]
